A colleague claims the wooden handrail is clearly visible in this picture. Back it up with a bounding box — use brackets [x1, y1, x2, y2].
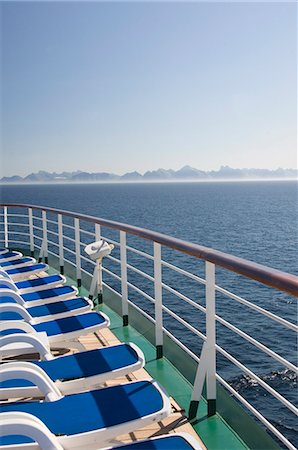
[1, 203, 297, 296]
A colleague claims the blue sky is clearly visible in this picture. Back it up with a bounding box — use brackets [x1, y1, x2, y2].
[1, 1, 297, 177]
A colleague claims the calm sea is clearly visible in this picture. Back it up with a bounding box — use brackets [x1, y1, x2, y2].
[1, 180, 297, 446]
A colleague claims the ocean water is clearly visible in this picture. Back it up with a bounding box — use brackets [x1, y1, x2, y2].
[1, 180, 297, 446]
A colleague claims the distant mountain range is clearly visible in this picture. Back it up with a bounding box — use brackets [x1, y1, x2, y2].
[1, 166, 297, 183]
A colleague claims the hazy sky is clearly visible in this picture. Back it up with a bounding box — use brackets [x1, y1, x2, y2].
[1, 1, 297, 177]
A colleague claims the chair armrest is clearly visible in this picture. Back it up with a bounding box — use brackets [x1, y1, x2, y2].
[1, 412, 63, 449]
[0, 320, 35, 333]
[0, 361, 62, 401]
[0, 289, 25, 305]
[0, 303, 32, 322]
[0, 332, 51, 360]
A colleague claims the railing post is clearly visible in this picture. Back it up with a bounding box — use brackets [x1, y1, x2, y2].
[28, 208, 34, 257]
[154, 242, 163, 359]
[40, 211, 48, 264]
[120, 231, 128, 326]
[58, 214, 64, 274]
[97, 259, 103, 304]
[189, 261, 216, 420]
[205, 261, 216, 416]
[90, 223, 103, 305]
[4, 207, 8, 248]
[74, 218, 82, 287]
[95, 223, 101, 241]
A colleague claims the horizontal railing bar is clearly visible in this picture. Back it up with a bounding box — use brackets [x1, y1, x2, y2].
[216, 285, 298, 332]
[126, 244, 154, 260]
[217, 375, 296, 450]
[81, 267, 92, 278]
[127, 281, 155, 303]
[162, 304, 207, 341]
[46, 249, 58, 259]
[127, 297, 155, 323]
[215, 314, 298, 373]
[127, 297, 202, 363]
[163, 327, 201, 363]
[4, 222, 28, 228]
[102, 283, 126, 304]
[63, 235, 76, 243]
[80, 254, 96, 265]
[63, 247, 76, 256]
[46, 229, 59, 238]
[102, 266, 122, 281]
[2, 203, 297, 296]
[162, 259, 206, 284]
[216, 345, 298, 415]
[127, 296, 203, 360]
[47, 239, 59, 248]
[5, 214, 28, 218]
[62, 223, 75, 230]
[32, 234, 42, 242]
[79, 229, 96, 237]
[6, 239, 30, 246]
[60, 255, 76, 268]
[106, 255, 121, 265]
[45, 218, 58, 225]
[161, 282, 206, 314]
[46, 249, 76, 270]
[32, 216, 42, 221]
[4, 231, 29, 237]
[127, 263, 155, 282]
[32, 225, 43, 231]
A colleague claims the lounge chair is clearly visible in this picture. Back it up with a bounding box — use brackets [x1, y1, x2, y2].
[0, 256, 37, 270]
[0, 273, 66, 293]
[0, 342, 145, 398]
[0, 311, 110, 346]
[103, 433, 204, 450]
[0, 251, 23, 262]
[0, 285, 79, 307]
[0, 379, 170, 448]
[1, 416, 202, 450]
[0, 296, 92, 322]
[1, 263, 49, 280]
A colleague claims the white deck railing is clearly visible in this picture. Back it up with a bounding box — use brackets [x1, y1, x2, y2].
[0, 204, 297, 450]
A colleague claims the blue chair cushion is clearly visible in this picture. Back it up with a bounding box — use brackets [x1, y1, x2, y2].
[28, 297, 90, 317]
[6, 264, 47, 275]
[0, 257, 32, 268]
[34, 312, 107, 336]
[0, 252, 20, 260]
[14, 274, 64, 290]
[21, 285, 75, 302]
[0, 297, 90, 321]
[0, 312, 107, 337]
[0, 286, 76, 305]
[1, 381, 163, 445]
[37, 343, 139, 379]
[1, 343, 139, 388]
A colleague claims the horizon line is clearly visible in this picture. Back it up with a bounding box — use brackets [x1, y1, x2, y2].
[1, 177, 297, 186]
